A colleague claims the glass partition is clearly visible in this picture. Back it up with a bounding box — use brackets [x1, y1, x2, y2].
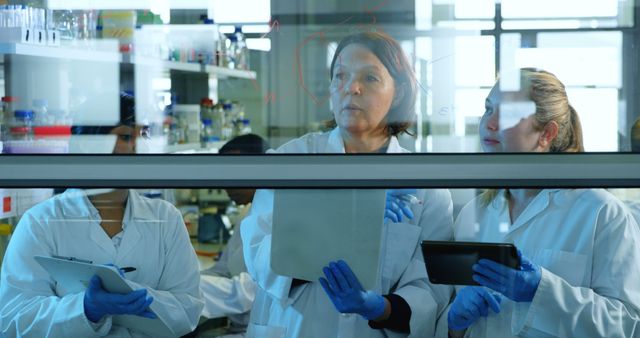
[0, 0, 637, 154]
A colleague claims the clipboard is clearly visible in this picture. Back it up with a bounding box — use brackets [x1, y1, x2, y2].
[421, 241, 521, 285]
[34, 255, 175, 337]
[271, 189, 386, 290]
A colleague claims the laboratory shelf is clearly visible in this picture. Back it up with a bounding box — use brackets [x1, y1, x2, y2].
[0, 42, 122, 63]
[122, 54, 201, 72]
[122, 54, 256, 79]
[204, 65, 257, 80]
[165, 141, 226, 154]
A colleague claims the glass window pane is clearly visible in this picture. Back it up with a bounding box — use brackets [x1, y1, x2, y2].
[2, 185, 640, 337]
[512, 33, 622, 88]
[567, 88, 619, 152]
[454, 0, 495, 19]
[0, 1, 636, 154]
[210, 0, 270, 24]
[502, 0, 618, 18]
[455, 36, 495, 87]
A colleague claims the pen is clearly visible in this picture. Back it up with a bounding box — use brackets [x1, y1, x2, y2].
[121, 267, 137, 273]
[52, 255, 93, 264]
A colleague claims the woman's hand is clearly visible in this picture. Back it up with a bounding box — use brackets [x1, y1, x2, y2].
[472, 250, 541, 302]
[319, 260, 386, 320]
[385, 189, 419, 223]
[448, 286, 501, 331]
[83, 275, 156, 323]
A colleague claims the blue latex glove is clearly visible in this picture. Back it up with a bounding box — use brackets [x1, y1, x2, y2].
[385, 189, 418, 223]
[472, 250, 541, 302]
[448, 286, 501, 331]
[318, 260, 386, 320]
[83, 275, 157, 323]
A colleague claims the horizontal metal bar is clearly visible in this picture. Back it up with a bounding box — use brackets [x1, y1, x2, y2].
[0, 153, 638, 188]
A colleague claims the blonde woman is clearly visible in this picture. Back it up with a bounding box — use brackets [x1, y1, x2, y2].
[438, 69, 640, 338]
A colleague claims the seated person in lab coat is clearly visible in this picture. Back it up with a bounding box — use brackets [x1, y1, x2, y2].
[437, 68, 640, 338]
[199, 133, 270, 337]
[241, 31, 454, 338]
[0, 188, 204, 337]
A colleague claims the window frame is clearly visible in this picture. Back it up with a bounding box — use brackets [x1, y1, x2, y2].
[0, 153, 638, 188]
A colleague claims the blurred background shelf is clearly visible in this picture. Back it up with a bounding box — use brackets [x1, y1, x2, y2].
[123, 54, 256, 79]
[0, 42, 121, 63]
[165, 141, 226, 153]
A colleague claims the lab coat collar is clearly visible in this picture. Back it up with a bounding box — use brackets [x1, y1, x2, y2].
[59, 189, 100, 219]
[59, 189, 151, 258]
[126, 190, 158, 221]
[60, 189, 155, 220]
[503, 189, 562, 236]
[116, 191, 144, 260]
[329, 127, 404, 154]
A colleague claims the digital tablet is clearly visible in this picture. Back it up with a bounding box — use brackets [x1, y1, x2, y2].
[421, 241, 520, 285]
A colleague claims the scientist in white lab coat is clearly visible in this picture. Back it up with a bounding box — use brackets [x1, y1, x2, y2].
[0, 189, 204, 337]
[241, 31, 454, 338]
[198, 134, 270, 337]
[436, 68, 640, 338]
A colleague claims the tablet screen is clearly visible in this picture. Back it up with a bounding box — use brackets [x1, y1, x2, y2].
[421, 241, 520, 285]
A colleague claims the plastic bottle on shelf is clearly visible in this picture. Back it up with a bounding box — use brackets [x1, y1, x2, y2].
[221, 102, 234, 140]
[201, 118, 218, 148]
[210, 103, 223, 140]
[48, 109, 71, 125]
[226, 34, 237, 69]
[32, 99, 49, 125]
[200, 98, 214, 121]
[10, 110, 34, 141]
[53, 9, 79, 41]
[231, 101, 246, 137]
[216, 27, 228, 67]
[230, 26, 249, 70]
[239, 119, 251, 135]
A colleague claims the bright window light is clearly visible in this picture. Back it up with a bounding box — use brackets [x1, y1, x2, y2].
[455, 88, 491, 136]
[514, 47, 621, 88]
[436, 20, 495, 30]
[455, 89, 491, 118]
[502, 20, 582, 30]
[415, 0, 433, 30]
[246, 38, 270, 51]
[454, 36, 495, 87]
[241, 24, 271, 34]
[567, 88, 618, 151]
[209, 0, 270, 24]
[455, 0, 495, 19]
[501, 0, 618, 18]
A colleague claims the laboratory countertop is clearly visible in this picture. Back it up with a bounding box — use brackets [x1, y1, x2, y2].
[191, 240, 224, 271]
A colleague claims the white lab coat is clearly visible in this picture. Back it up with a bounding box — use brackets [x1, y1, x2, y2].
[625, 200, 640, 226]
[201, 204, 256, 334]
[435, 189, 640, 338]
[0, 189, 204, 338]
[241, 127, 454, 338]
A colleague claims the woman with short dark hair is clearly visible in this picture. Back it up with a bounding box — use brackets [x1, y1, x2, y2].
[241, 31, 454, 338]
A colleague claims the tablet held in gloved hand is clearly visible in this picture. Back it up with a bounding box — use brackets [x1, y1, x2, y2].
[421, 241, 520, 285]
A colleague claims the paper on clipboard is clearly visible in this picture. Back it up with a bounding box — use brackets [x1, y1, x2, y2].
[33, 255, 175, 337]
[271, 189, 386, 290]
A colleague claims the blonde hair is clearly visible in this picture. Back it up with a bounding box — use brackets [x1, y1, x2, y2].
[481, 68, 584, 205]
